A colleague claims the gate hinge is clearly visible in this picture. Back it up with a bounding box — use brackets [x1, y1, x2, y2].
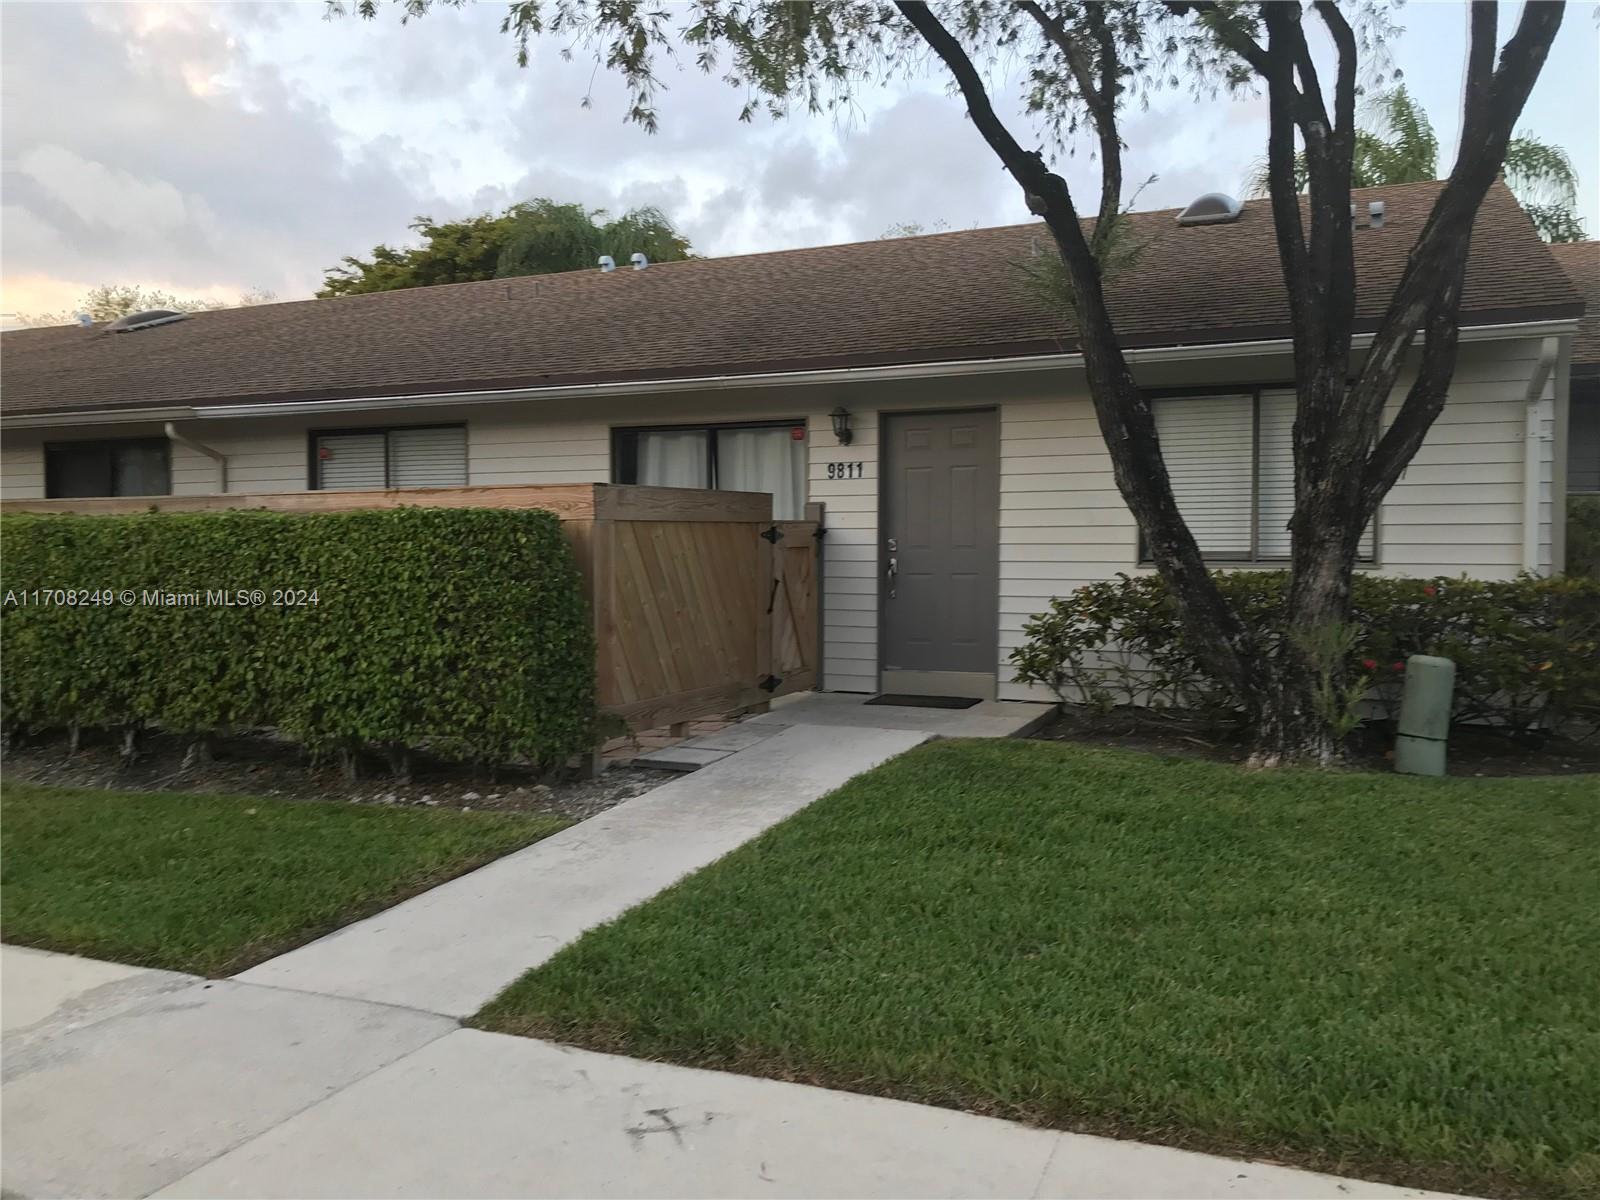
[812, 526, 827, 539]
[760, 525, 783, 543]
[758, 674, 783, 693]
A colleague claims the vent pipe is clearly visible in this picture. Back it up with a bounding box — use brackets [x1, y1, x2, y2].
[164, 422, 228, 493]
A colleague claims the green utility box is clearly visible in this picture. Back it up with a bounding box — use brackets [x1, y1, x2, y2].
[1394, 654, 1455, 777]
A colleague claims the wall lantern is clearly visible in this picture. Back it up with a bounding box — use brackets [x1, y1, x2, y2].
[830, 406, 854, 446]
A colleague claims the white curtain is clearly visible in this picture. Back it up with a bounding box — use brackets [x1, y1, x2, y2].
[636, 431, 709, 489]
[716, 427, 806, 519]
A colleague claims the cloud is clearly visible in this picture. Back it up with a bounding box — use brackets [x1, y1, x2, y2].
[0, 2, 446, 308]
[4, 0, 1591, 322]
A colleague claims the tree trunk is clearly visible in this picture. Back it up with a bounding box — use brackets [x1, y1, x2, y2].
[1250, 501, 1366, 767]
[386, 743, 412, 784]
[182, 737, 214, 772]
[119, 725, 140, 768]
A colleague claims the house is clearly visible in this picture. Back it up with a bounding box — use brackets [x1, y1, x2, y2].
[0, 180, 1585, 703]
[1549, 240, 1599, 494]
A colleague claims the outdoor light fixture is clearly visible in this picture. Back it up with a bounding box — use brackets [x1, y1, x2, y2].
[830, 406, 854, 445]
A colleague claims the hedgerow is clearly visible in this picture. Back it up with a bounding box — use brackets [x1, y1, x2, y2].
[1011, 571, 1600, 741]
[1, 508, 596, 772]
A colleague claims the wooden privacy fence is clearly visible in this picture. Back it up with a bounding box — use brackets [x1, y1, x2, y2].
[1, 483, 823, 733]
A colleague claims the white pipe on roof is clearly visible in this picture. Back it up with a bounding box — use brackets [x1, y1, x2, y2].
[3, 317, 1579, 428]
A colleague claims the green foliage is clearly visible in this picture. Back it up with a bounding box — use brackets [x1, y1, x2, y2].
[17, 284, 277, 330]
[1, 780, 566, 976]
[0, 508, 597, 770]
[318, 198, 693, 296]
[1010, 571, 1600, 739]
[480, 738, 1600, 1200]
[1247, 84, 1584, 242]
[1568, 495, 1600, 581]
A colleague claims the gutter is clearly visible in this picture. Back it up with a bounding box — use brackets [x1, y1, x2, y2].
[1521, 336, 1561, 574]
[4, 316, 1581, 429]
[163, 422, 228, 493]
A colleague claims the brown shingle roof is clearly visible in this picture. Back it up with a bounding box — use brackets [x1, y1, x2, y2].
[0, 180, 1581, 417]
[1548, 240, 1599, 376]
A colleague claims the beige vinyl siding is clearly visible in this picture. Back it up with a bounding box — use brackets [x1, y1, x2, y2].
[469, 413, 611, 485]
[807, 406, 880, 694]
[1, 433, 46, 499]
[0, 334, 1566, 704]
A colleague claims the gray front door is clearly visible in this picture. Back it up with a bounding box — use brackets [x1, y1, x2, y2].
[881, 409, 999, 700]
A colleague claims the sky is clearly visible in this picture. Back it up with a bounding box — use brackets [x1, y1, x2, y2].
[2, 0, 1596, 326]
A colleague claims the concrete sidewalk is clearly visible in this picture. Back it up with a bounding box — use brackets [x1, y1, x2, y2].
[236, 722, 929, 1017]
[3, 947, 1465, 1200]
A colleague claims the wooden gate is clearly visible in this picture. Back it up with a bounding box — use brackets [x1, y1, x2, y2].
[768, 504, 822, 697]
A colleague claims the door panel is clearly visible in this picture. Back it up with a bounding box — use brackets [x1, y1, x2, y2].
[881, 410, 999, 699]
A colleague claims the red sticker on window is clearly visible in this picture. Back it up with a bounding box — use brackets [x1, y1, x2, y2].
[790, 426, 806, 441]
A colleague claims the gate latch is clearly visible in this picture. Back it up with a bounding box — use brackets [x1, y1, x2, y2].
[760, 525, 783, 544]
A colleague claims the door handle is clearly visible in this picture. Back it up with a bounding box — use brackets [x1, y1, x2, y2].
[886, 555, 897, 599]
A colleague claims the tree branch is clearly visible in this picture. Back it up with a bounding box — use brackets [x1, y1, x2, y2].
[895, 0, 1268, 702]
[1016, 0, 1122, 250]
[1357, 0, 1564, 506]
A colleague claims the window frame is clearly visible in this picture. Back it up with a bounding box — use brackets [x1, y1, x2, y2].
[44, 437, 171, 499]
[610, 418, 807, 491]
[306, 423, 467, 491]
[1139, 384, 1380, 567]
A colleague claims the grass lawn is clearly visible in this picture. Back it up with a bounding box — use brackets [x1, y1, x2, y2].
[478, 739, 1600, 1200]
[2, 781, 568, 976]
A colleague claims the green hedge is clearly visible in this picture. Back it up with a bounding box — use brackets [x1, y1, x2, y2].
[1, 508, 596, 769]
[1011, 571, 1600, 740]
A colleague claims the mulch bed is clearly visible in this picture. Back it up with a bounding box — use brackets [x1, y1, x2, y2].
[2, 727, 670, 821]
[1031, 708, 1600, 776]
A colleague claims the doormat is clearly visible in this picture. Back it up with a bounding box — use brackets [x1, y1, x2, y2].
[864, 694, 982, 710]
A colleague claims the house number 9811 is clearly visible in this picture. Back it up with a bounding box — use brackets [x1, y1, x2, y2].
[826, 461, 865, 480]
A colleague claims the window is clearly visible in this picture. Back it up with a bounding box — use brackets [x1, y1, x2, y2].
[613, 420, 808, 519]
[311, 425, 467, 490]
[1150, 389, 1375, 562]
[45, 439, 170, 498]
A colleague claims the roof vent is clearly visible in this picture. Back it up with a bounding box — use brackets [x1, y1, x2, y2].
[74, 312, 93, 327]
[1176, 192, 1243, 226]
[106, 309, 187, 333]
[630, 252, 648, 271]
[598, 255, 616, 273]
[1368, 200, 1385, 229]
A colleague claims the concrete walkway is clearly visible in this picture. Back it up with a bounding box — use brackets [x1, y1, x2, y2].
[4, 947, 1464, 1200]
[236, 721, 928, 1017]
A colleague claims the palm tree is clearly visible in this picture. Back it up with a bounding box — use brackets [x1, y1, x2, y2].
[1248, 85, 1584, 242]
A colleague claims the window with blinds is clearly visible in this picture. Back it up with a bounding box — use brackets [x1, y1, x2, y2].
[313, 425, 467, 490]
[1152, 390, 1374, 562]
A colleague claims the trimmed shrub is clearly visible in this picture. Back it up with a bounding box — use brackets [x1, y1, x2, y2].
[1, 508, 596, 769]
[1010, 571, 1600, 740]
[1569, 495, 1600, 581]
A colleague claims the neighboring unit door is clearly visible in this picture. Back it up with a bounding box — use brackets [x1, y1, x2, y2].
[880, 409, 1000, 700]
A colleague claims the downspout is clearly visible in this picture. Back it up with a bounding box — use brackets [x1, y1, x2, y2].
[164, 422, 228, 493]
[1521, 337, 1559, 575]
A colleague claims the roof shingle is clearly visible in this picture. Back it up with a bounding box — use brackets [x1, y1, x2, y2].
[0, 180, 1581, 417]
[1548, 240, 1599, 375]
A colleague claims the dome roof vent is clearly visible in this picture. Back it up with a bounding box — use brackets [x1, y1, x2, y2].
[1175, 193, 1243, 226]
[107, 309, 188, 333]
